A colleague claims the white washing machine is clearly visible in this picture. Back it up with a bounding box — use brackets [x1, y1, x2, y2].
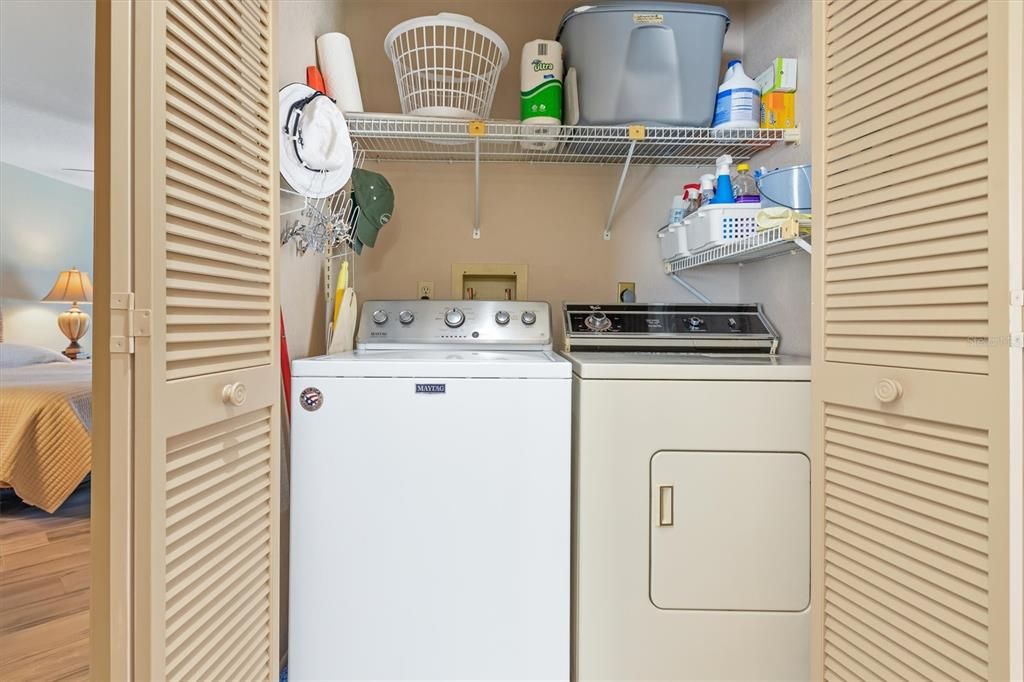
[289, 300, 570, 681]
[562, 303, 811, 681]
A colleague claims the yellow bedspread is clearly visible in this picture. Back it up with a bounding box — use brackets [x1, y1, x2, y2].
[0, 361, 91, 512]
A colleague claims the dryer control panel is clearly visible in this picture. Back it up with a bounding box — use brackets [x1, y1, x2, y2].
[357, 300, 552, 350]
[563, 303, 779, 353]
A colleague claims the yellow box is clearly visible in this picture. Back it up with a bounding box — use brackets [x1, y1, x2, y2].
[761, 92, 795, 129]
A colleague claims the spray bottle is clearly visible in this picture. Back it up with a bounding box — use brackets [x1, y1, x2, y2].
[699, 173, 716, 207]
[709, 154, 735, 204]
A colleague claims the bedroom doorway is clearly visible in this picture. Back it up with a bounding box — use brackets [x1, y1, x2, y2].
[0, 1, 97, 679]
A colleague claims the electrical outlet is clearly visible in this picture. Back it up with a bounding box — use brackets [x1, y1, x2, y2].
[417, 281, 434, 299]
[618, 281, 637, 303]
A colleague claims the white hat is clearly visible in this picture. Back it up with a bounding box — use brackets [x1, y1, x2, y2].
[279, 83, 354, 198]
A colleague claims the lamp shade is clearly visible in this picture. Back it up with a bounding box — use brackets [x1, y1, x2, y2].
[43, 268, 93, 303]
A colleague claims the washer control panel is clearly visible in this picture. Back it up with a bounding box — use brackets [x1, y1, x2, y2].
[357, 300, 552, 350]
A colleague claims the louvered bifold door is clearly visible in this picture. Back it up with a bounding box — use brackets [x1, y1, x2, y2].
[811, 2, 1022, 681]
[132, 1, 280, 680]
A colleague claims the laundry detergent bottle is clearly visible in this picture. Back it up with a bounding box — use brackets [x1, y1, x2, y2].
[712, 60, 760, 129]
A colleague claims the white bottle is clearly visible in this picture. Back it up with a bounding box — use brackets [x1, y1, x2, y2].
[712, 60, 760, 129]
[699, 173, 716, 206]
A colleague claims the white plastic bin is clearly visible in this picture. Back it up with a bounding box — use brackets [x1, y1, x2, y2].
[658, 223, 690, 261]
[683, 204, 760, 253]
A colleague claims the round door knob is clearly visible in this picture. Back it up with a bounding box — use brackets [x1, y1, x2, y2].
[372, 309, 388, 325]
[521, 311, 537, 326]
[495, 310, 511, 326]
[444, 308, 466, 328]
[221, 382, 247, 406]
[874, 378, 903, 403]
[398, 310, 415, 325]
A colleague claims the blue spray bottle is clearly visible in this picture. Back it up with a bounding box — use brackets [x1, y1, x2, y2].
[709, 154, 735, 204]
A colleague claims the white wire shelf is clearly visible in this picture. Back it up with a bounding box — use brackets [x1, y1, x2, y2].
[345, 113, 796, 166]
[665, 225, 811, 273]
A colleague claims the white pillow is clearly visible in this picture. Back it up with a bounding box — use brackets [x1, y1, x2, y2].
[0, 343, 72, 368]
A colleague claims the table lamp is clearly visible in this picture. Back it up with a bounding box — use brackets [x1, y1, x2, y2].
[42, 267, 93, 359]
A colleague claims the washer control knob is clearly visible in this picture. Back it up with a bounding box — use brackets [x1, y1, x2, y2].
[521, 311, 537, 326]
[495, 310, 511, 326]
[372, 309, 389, 325]
[398, 310, 415, 325]
[444, 308, 466, 328]
[687, 316, 705, 330]
[585, 312, 612, 331]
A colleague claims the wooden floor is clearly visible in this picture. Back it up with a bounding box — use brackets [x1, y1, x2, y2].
[0, 483, 90, 682]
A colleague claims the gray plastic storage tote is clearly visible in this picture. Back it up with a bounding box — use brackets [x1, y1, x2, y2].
[557, 2, 729, 127]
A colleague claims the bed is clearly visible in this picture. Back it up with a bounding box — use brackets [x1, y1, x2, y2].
[0, 343, 91, 513]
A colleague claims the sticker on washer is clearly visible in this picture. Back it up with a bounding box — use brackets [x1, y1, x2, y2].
[416, 383, 446, 394]
[633, 12, 664, 24]
[299, 387, 323, 411]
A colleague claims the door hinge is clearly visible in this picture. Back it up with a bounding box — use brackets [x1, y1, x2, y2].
[110, 292, 151, 354]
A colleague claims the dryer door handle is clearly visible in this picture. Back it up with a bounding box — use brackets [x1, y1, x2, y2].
[658, 485, 674, 526]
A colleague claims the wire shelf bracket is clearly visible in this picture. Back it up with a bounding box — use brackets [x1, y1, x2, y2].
[663, 224, 813, 302]
[345, 114, 796, 241]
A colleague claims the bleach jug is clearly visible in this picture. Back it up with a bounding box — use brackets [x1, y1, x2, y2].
[712, 60, 759, 129]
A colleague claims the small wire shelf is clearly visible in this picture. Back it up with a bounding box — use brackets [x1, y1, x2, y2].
[665, 225, 811, 273]
[345, 113, 795, 166]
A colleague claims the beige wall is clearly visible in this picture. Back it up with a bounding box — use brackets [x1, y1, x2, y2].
[277, 1, 345, 361]
[328, 0, 809, 351]
[735, 0, 813, 356]
[273, 0, 346, 664]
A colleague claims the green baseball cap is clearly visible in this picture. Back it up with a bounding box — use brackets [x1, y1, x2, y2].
[350, 168, 394, 253]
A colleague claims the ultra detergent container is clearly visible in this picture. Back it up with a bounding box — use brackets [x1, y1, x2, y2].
[557, 2, 729, 126]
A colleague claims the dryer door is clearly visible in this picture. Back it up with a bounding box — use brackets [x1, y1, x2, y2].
[650, 450, 810, 611]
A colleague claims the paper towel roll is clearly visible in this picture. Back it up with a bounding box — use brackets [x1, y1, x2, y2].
[316, 32, 364, 113]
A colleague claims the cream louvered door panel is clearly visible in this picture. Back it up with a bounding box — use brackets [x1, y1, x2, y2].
[133, 1, 280, 680]
[811, 1, 1022, 681]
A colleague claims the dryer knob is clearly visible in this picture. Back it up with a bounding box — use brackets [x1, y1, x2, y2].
[444, 308, 466, 328]
[495, 310, 511, 326]
[372, 309, 389, 325]
[521, 311, 537, 326]
[585, 312, 611, 331]
[399, 310, 415, 325]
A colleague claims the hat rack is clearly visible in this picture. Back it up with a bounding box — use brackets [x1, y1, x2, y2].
[279, 138, 366, 350]
[280, 139, 366, 256]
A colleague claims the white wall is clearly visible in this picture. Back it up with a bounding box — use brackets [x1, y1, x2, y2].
[0, 162, 93, 353]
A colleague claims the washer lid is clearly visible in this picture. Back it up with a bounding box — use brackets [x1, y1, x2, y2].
[561, 352, 810, 381]
[292, 349, 571, 379]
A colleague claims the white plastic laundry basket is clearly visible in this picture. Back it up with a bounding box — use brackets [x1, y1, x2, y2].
[385, 13, 510, 119]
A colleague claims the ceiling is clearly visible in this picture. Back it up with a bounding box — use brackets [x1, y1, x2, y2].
[0, 0, 95, 189]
